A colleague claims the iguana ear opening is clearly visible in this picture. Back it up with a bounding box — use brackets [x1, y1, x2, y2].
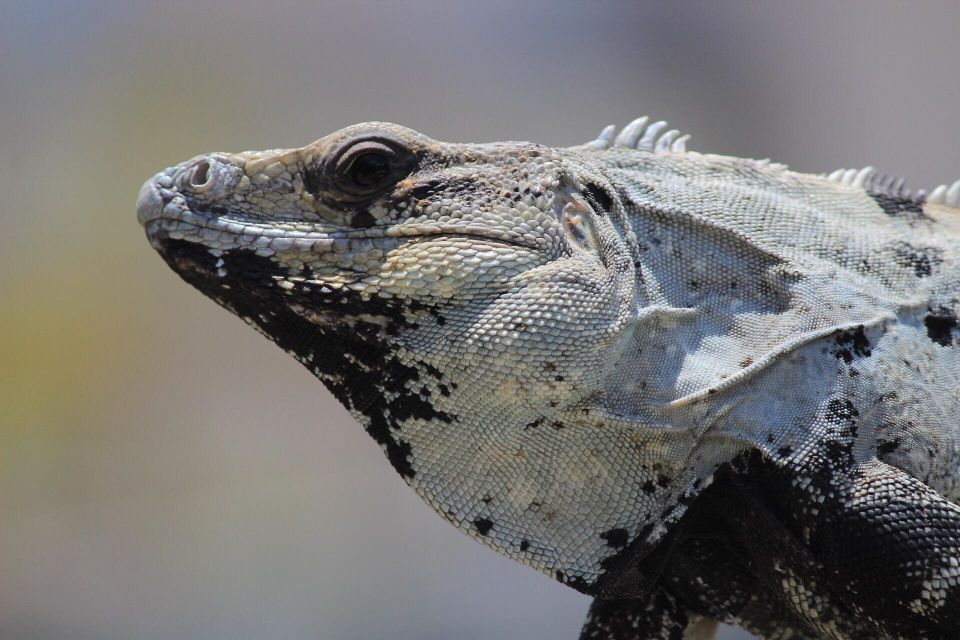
[555, 192, 602, 253]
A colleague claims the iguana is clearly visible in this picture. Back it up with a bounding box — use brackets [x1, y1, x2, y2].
[137, 116, 960, 640]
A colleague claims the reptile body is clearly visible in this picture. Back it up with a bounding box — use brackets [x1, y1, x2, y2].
[138, 117, 960, 639]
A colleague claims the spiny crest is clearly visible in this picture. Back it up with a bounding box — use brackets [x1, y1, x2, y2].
[928, 179, 960, 208]
[585, 116, 691, 153]
[825, 166, 960, 208]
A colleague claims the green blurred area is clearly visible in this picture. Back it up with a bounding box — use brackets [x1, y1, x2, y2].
[1, 2, 958, 639]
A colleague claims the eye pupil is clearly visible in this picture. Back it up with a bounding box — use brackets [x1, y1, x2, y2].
[324, 136, 415, 202]
[347, 152, 391, 187]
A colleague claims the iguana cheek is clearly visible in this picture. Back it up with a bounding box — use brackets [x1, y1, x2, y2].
[367, 238, 542, 300]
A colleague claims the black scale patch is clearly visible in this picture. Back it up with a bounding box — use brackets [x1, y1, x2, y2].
[583, 181, 614, 214]
[830, 325, 871, 364]
[890, 242, 942, 278]
[869, 192, 927, 219]
[864, 171, 930, 221]
[924, 307, 958, 347]
[473, 517, 493, 536]
[156, 239, 457, 479]
[599, 527, 629, 549]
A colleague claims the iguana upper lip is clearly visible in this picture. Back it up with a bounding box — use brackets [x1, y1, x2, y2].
[138, 176, 545, 251]
[145, 219, 544, 254]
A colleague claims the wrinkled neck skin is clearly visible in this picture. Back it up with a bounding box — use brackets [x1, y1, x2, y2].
[601, 149, 960, 505]
[295, 240, 742, 596]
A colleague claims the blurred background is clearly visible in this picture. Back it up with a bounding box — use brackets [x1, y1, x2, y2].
[1, 2, 958, 639]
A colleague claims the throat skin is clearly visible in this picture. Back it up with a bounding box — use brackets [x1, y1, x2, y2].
[157, 237, 742, 592]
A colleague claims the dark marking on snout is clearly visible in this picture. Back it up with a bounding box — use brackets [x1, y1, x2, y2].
[406, 178, 443, 200]
[188, 200, 230, 218]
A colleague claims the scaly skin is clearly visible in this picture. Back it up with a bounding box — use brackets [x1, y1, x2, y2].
[138, 117, 960, 639]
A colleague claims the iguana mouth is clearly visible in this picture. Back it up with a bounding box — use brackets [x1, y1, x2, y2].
[143, 217, 543, 256]
[138, 176, 544, 253]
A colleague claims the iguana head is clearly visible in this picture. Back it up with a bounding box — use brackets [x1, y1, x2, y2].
[137, 121, 723, 594]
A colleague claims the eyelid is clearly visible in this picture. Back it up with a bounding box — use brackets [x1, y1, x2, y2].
[320, 135, 417, 204]
[336, 141, 395, 168]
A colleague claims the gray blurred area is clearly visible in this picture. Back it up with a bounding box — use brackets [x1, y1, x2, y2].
[1, 2, 958, 639]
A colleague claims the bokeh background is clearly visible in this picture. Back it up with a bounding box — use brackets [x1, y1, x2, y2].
[2, 2, 958, 639]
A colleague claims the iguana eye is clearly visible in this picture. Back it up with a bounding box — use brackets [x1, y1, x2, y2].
[345, 152, 391, 187]
[325, 136, 417, 202]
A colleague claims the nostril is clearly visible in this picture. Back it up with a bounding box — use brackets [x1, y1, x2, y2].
[190, 159, 212, 189]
